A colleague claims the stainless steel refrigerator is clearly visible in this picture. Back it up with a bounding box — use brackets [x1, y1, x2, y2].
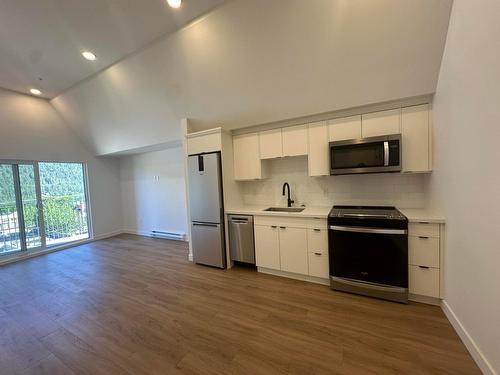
[188, 152, 226, 268]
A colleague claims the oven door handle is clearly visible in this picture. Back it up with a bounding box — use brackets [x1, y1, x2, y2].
[329, 225, 407, 235]
[383, 141, 389, 166]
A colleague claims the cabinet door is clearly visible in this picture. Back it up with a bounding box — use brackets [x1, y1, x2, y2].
[402, 104, 430, 172]
[307, 121, 329, 176]
[254, 225, 280, 270]
[328, 115, 361, 141]
[362, 109, 401, 137]
[282, 125, 308, 157]
[233, 133, 262, 180]
[259, 129, 283, 159]
[279, 227, 308, 275]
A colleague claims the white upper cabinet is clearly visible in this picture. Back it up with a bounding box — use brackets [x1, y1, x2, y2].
[307, 121, 329, 176]
[361, 109, 401, 138]
[259, 129, 283, 159]
[328, 115, 362, 141]
[402, 104, 431, 172]
[187, 128, 222, 155]
[233, 133, 263, 180]
[232, 103, 432, 177]
[282, 125, 308, 157]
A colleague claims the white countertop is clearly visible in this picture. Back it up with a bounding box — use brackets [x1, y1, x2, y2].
[397, 208, 445, 224]
[226, 205, 445, 223]
[225, 205, 331, 219]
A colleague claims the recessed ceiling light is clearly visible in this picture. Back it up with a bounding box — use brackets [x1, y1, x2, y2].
[167, 0, 182, 8]
[81, 51, 97, 61]
[30, 88, 42, 96]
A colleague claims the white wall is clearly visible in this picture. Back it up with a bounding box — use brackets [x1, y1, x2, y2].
[241, 157, 428, 208]
[427, 0, 500, 373]
[51, 0, 452, 155]
[0, 88, 122, 238]
[120, 147, 188, 237]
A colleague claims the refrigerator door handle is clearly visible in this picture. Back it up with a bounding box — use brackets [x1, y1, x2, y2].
[192, 222, 219, 228]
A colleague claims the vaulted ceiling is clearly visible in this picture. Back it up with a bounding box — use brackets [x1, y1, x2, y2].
[51, 0, 453, 155]
[0, 0, 226, 98]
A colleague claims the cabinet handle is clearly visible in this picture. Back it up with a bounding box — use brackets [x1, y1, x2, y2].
[271, 225, 277, 229]
[313, 228, 321, 232]
[419, 266, 430, 269]
[280, 226, 286, 229]
[419, 221, 430, 224]
[314, 252, 322, 256]
[419, 236, 429, 239]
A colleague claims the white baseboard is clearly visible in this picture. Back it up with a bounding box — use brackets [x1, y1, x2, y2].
[93, 229, 125, 240]
[409, 293, 441, 306]
[441, 300, 496, 375]
[122, 229, 188, 242]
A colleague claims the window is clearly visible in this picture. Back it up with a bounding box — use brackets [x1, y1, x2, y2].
[0, 161, 90, 255]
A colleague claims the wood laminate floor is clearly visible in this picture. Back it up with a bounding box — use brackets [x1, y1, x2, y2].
[0, 234, 479, 374]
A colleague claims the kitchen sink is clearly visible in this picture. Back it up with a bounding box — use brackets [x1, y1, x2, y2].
[263, 207, 305, 213]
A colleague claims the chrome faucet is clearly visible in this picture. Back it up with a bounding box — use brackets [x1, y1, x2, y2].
[282, 182, 294, 207]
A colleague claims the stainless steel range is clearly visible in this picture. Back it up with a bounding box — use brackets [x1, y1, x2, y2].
[328, 206, 408, 303]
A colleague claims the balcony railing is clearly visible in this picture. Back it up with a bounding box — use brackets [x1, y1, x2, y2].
[0, 194, 89, 255]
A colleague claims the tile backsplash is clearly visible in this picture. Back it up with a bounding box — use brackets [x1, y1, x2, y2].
[239, 156, 428, 208]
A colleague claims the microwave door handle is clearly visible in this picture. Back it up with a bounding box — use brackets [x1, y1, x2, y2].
[383, 141, 389, 166]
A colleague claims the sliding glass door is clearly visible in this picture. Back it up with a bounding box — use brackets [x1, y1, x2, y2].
[0, 162, 44, 254]
[1, 163, 23, 254]
[0, 161, 90, 256]
[39, 162, 89, 246]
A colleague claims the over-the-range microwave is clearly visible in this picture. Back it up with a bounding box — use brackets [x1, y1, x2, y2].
[329, 134, 402, 175]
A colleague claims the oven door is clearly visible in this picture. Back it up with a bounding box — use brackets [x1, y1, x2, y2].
[329, 225, 408, 288]
[330, 135, 401, 175]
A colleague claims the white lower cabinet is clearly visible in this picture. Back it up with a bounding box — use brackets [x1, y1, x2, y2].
[279, 227, 308, 274]
[254, 216, 329, 281]
[254, 224, 280, 270]
[409, 266, 440, 298]
[409, 236, 439, 268]
[408, 222, 443, 300]
[308, 253, 329, 279]
[307, 228, 329, 278]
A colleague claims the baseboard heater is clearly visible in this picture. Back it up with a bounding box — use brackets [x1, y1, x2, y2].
[150, 230, 186, 241]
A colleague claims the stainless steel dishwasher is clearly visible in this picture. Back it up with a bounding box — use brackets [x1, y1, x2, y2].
[228, 215, 255, 264]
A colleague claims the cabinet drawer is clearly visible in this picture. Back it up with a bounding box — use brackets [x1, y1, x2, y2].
[409, 223, 440, 238]
[409, 236, 440, 268]
[409, 265, 439, 298]
[308, 252, 329, 279]
[307, 217, 328, 229]
[307, 228, 328, 254]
